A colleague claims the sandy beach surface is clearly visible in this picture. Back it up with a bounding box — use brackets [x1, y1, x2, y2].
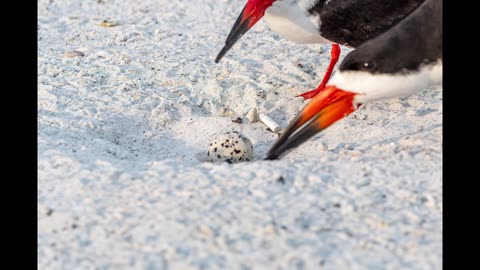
[38, 0, 442, 269]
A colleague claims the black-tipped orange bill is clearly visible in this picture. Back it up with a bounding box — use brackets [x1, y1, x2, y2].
[215, 0, 275, 63]
[265, 86, 357, 160]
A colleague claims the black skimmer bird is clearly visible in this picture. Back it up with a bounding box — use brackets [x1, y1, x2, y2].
[265, 0, 442, 160]
[215, 0, 425, 99]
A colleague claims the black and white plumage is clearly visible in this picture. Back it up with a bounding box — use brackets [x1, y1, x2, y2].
[215, 0, 427, 100]
[216, 0, 425, 61]
[265, 0, 442, 160]
[330, 0, 442, 104]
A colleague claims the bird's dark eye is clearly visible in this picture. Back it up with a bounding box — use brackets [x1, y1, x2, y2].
[346, 62, 361, 71]
[362, 62, 374, 69]
[347, 61, 376, 72]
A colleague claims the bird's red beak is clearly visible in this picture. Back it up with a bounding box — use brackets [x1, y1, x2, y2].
[266, 86, 357, 160]
[215, 0, 275, 63]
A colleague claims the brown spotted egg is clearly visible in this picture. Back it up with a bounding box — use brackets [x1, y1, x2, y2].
[207, 131, 253, 163]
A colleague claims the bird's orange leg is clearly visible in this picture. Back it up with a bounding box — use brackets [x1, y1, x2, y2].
[297, 44, 341, 100]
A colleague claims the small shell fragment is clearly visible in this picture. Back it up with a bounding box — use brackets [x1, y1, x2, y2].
[218, 107, 234, 117]
[246, 107, 258, 123]
[100, 20, 118, 27]
[63, 50, 85, 58]
[259, 113, 281, 133]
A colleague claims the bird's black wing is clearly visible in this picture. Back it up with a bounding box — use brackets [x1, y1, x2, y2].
[339, 0, 442, 74]
[309, 0, 425, 47]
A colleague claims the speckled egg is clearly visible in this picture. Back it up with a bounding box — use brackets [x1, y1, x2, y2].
[207, 131, 253, 163]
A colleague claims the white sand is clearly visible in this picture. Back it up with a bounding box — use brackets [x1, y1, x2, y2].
[38, 0, 442, 269]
